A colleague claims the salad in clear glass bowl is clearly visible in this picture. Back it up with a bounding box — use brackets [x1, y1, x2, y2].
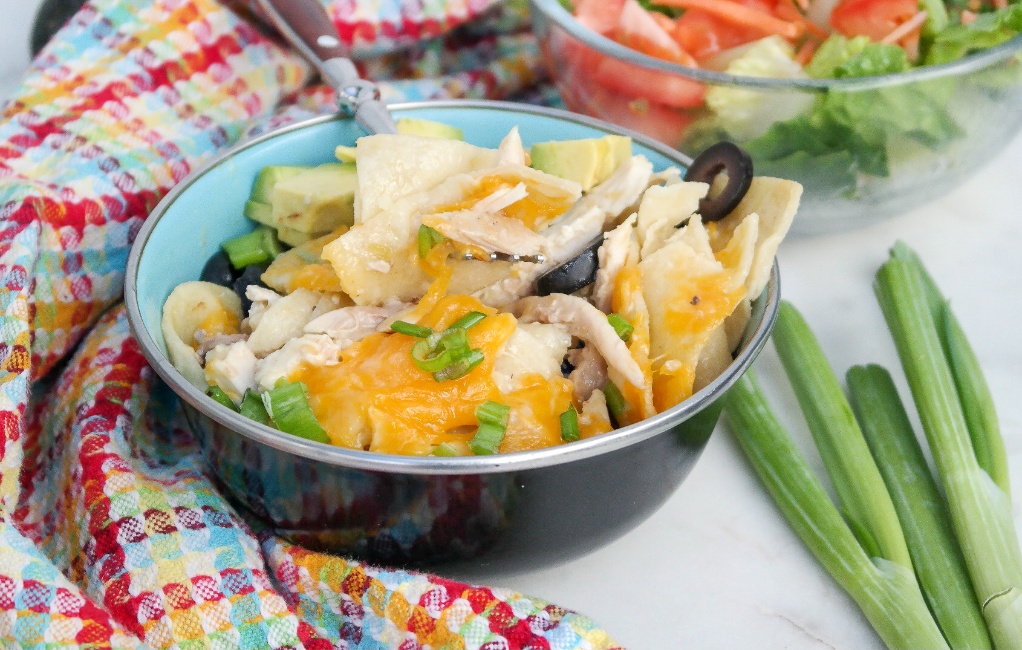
[530, 0, 1022, 233]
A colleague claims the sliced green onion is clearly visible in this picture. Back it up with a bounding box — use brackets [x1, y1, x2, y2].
[847, 364, 992, 650]
[411, 328, 471, 373]
[469, 402, 510, 455]
[476, 400, 511, 427]
[876, 246, 1022, 649]
[391, 320, 433, 338]
[607, 313, 634, 342]
[418, 224, 445, 258]
[449, 311, 486, 330]
[240, 390, 270, 426]
[431, 443, 461, 457]
[772, 301, 912, 571]
[222, 227, 282, 269]
[723, 372, 949, 650]
[603, 381, 627, 424]
[261, 381, 329, 443]
[559, 406, 580, 442]
[207, 386, 238, 411]
[433, 349, 484, 382]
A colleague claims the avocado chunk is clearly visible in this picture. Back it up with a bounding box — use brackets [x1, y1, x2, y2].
[530, 135, 633, 191]
[395, 117, 464, 140]
[245, 165, 309, 226]
[269, 162, 358, 234]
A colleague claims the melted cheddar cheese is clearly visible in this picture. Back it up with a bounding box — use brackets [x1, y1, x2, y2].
[292, 294, 575, 456]
[431, 173, 576, 231]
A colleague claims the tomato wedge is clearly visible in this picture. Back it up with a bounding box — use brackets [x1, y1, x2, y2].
[566, 78, 697, 147]
[591, 55, 706, 108]
[574, 0, 626, 35]
[616, 0, 692, 64]
[830, 0, 917, 41]
[672, 0, 783, 61]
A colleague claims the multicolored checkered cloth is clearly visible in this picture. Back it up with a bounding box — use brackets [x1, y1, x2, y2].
[0, 1, 623, 647]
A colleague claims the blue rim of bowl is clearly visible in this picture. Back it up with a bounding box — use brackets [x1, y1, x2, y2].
[529, 0, 1022, 91]
[124, 99, 779, 475]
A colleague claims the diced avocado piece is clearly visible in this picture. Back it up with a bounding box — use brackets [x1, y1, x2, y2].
[250, 165, 308, 203]
[395, 117, 464, 140]
[530, 139, 602, 191]
[243, 199, 275, 227]
[277, 225, 328, 247]
[530, 135, 634, 191]
[269, 162, 358, 234]
[594, 135, 632, 184]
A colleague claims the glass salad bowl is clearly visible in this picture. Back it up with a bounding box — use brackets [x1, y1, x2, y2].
[125, 101, 781, 576]
[529, 0, 1022, 235]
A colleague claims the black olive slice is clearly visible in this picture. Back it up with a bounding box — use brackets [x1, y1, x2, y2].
[535, 237, 602, 297]
[683, 141, 753, 223]
[232, 263, 269, 313]
[200, 250, 238, 287]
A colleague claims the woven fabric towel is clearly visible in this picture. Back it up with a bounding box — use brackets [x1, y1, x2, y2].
[0, 1, 623, 647]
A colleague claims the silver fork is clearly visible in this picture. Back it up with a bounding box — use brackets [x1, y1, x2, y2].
[462, 252, 546, 264]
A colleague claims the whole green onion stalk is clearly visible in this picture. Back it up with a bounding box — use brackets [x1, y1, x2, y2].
[875, 243, 1022, 649]
[724, 372, 949, 650]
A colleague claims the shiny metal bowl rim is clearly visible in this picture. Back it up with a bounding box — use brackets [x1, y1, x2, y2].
[529, 0, 1022, 91]
[125, 99, 780, 476]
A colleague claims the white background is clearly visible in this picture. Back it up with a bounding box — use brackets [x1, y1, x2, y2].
[3, 2, 1021, 648]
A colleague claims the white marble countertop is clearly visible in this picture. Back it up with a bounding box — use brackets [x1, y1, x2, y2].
[3, 3, 1021, 648]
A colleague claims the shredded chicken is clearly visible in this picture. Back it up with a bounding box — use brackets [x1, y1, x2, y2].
[496, 126, 528, 166]
[591, 215, 637, 313]
[204, 341, 257, 402]
[245, 285, 282, 331]
[255, 334, 343, 391]
[425, 209, 546, 258]
[511, 294, 644, 388]
[194, 331, 247, 361]
[304, 304, 403, 349]
[474, 155, 654, 307]
[567, 344, 608, 403]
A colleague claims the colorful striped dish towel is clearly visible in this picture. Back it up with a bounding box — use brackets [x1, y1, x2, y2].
[0, 0, 623, 647]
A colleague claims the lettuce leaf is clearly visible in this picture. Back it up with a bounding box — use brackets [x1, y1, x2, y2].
[926, 4, 1022, 65]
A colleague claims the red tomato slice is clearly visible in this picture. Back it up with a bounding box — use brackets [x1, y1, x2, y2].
[830, 0, 917, 41]
[616, 0, 690, 63]
[591, 55, 706, 109]
[672, 0, 782, 61]
[565, 78, 696, 147]
[574, 0, 627, 35]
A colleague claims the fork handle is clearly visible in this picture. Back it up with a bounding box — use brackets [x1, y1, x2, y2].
[256, 0, 397, 134]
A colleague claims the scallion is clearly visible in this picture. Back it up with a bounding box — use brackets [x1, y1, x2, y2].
[418, 224, 445, 258]
[607, 313, 634, 342]
[560, 406, 580, 442]
[431, 443, 460, 457]
[603, 381, 627, 423]
[433, 349, 484, 382]
[391, 320, 432, 338]
[449, 311, 486, 330]
[723, 372, 950, 650]
[240, 390, 270, 426]
[261, 381, 329, 443]
[207, 386, 238, 411]
[469, 401, 510, 455]
[875, 244, 1022, 649]
[847, 364, 991, 650]
[222, 227, 282, 269]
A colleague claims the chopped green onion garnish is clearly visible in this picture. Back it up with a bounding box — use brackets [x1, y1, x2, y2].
[418, 224, 445, 258]
[411, 340, 456, 373]
[449, 311, 486, 330]
[475, 400, 511, 427]
[431, 443, 461, 457]
[391, 320, 433, 338]
[560, 405, 580, 442]
[469, 401, 510, 455]
[222, 227, 282, 269]
[607, 313, 634, 342]
[261, 381, 329, 443]
[433, 349, 484, 382]
[603, 381, 627, 423]
[240, 390, 270, 426]
[207, 386, 238, 411]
